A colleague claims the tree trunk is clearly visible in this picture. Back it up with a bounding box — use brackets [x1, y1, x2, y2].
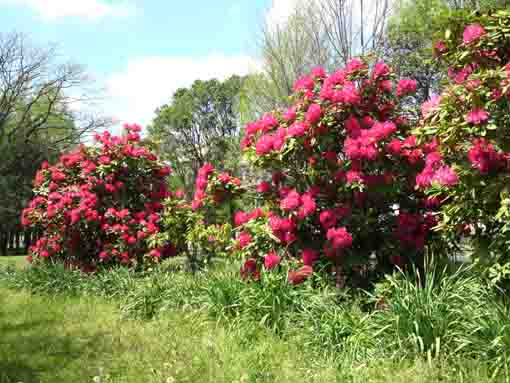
[335, 262, 345, 289]
[0, 232, 7, 256]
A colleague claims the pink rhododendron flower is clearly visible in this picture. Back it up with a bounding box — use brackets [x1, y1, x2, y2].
[51, 170, 66, 182]
[240, 259, 259, 280]
[283, 106, 297, 122]
[195, 176, 208, 190]
[245, 122, 260, 136]
[432, 166, 459, 187]
[149, 249, 162, 258]
[256, 134, 275, 155]
[434, 40, 448, 55]
[234, 211, 249, 226]
[372, 61, 390, 79]
[218, 173, 231, 184]
[294, 75, 315, 91]
[379, 79, 393, 92]
[491, 89, 503, 100]
[396, 79, 417, 97]
[260, 113, 278, 132]
[336, 82, 361, 105]
[249, 208, 265, 221]
[421, 95, 441, 118]
[463, 23, 486, 44]
[468, 138, 503, 173]
[256, 181, 272, 193]
[280, 190, 301, 211]
[158, 166, 172, 177]
[264, 252, 281, 270]
[198, 163, 215, 177]
[425, 152, 443, 167]
[345, 115, 361, 137]
[361, 115, 374, 128]
[288, 122, 308, 138]
[238, 231, 252, 249]
[346, 170, 363, 184]
[326, 227, 353, 250]
[191, 199, 203, 210]
[386, 139, 402, 155]
[466, 108, 489, 125]
[98, 156, 111, 165]
[311, 66, 326, 78]
[288, 265, 313, 285]
[298, 193, 316, 218]
[305, 104, 322, 124]
[320, 210, 337, 229]
[345, 58, 367, 74]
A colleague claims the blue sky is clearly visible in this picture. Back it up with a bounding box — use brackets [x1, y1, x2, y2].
[0, 0, 297, 128]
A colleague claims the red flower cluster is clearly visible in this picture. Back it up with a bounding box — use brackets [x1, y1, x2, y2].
[192, 163, 242, 210]
[234, 58, 439, 283]
[416, 152, 458, 188]
[468, 139, 509, 174]
[395, 212, 436, 251]
[463, 23, 486, 45]
[22, 124, 176, 268]
[412, 12, 510, 262]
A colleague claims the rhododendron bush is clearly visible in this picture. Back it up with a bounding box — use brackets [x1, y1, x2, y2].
[152, 163, 241, 268]
[21, 124, 177, 269]
[414, 10, 510, 269]
[234, 58, 447, 286]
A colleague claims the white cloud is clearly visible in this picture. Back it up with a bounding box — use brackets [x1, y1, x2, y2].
[0, 0, 135, 20]
[104, 54, 261, 130]
[266, 0, 302, 27]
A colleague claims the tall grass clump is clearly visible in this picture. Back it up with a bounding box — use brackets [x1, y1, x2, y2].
[290, 289, 378, 361]
[0, 262, 86, 296]
[119, 271, 203, 319]
[0, 261, 145, 300]
[458, 300, 510, 376]
[367, 265, 500, 359]
[195, 269, 245, 320]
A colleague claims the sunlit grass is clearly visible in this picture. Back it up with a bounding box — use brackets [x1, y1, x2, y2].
[0, 256, 27, 269]
[0, 286, 340, 383]
[0, 283, 505, 383]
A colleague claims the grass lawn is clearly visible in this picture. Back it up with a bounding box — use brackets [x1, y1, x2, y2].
[0, 286, 339, 383]
[0, 256, 28, 269]
[0, 284, 502, 383]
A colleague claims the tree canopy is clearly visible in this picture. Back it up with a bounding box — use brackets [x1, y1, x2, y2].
[148, 76, 244, 191]
[0, 32, 109, 230]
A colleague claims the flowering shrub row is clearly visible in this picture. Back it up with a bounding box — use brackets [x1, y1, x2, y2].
[231, 10, 510, 286]
[22, 11, 510, 286]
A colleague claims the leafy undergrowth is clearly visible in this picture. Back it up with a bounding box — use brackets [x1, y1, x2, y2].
[0, 259, 509, 382]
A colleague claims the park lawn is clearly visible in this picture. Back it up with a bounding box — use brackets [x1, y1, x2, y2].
[0, 286, 339, 383]
[0, 256, 28, 270]
[0, 284, 500, 383]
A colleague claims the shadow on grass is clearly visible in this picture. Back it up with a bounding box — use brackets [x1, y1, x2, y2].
[0, 298, 112, 383]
